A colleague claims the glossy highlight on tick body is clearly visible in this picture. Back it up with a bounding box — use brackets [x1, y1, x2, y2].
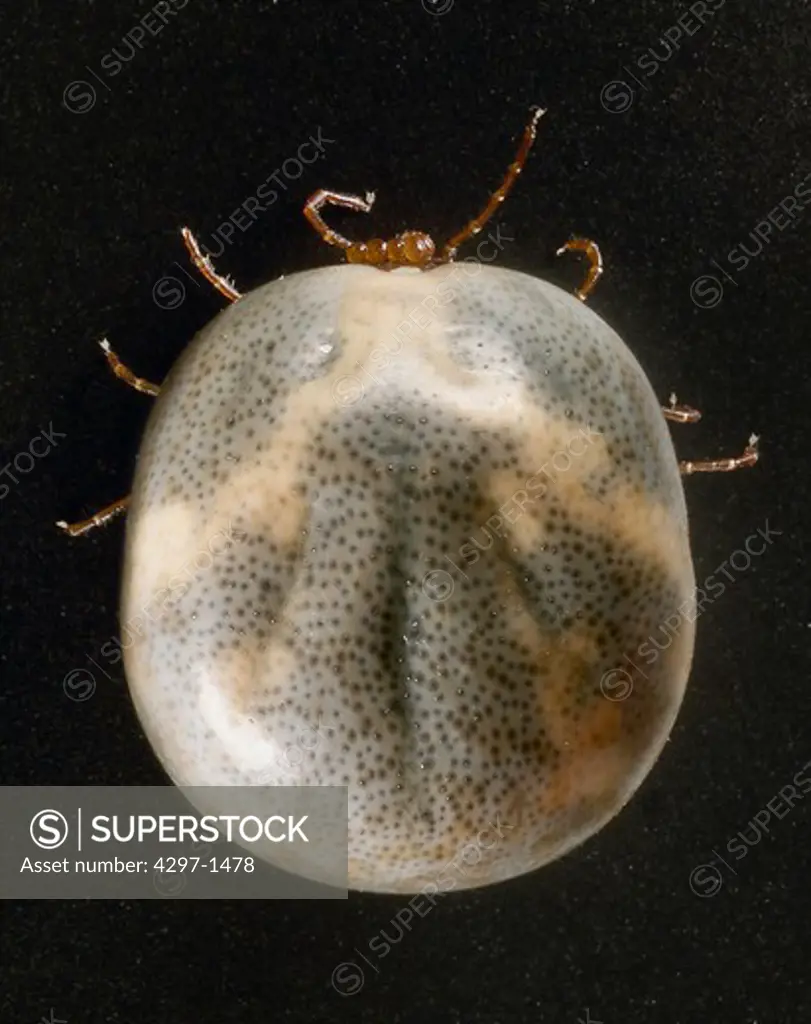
[59, 108, 758, 892]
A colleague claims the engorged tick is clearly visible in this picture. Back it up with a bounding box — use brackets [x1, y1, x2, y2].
[58, 108, 758, 893]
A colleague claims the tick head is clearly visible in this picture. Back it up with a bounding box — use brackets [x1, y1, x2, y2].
[304, 106, 544, 271]
[346, 230, 437, 269]
[388, 230, 437, 267]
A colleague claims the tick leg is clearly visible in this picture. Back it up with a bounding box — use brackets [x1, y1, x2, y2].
[56, 496, 130, 537]
[181, 226, 242, 303]
[99, 339, 160, 397]
[556, 238, 604, 301]
[441, 107, 546, 262]
[663, 392, 701, 424]
[303, 189, 376, 251]
[679, 435, 759, 476]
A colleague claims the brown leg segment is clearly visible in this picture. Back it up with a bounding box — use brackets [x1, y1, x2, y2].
[441, 107, 546, 261]
[303, 189, 377, 251]
[56, 496, 130, 537]
[556, 238, 604, 301]
[181, 227, 242, 303]
[663, 393, 701, 424]
[680, 435, 759, 476]
[99, 339, 160, 397]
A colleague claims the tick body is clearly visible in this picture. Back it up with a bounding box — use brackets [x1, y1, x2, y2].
[62, 108, 757, 892]
[122, 263, 694, 892]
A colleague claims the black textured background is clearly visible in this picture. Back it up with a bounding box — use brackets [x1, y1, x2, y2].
[2, 1, 810, 1021]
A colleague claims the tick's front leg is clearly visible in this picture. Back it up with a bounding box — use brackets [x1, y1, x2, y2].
[556, 238, 603, 301]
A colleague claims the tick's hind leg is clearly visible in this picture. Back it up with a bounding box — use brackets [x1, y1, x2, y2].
[100, 339, 160, 396]
[57, 342, 153, 535]
[181, 226, 242, 303]
[556, 238, 603, 301]
[56, 496, 130, 537]
[662, 393, 701, 424]
[680, 435, 759, 476]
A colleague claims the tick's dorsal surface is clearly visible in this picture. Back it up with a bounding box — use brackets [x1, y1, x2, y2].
[122, 262, 695, 892]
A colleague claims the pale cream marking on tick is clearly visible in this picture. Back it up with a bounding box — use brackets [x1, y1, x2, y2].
[124, 500, 202, 622]
[477, 415, 610, 553]
[205, 271, 603, 551]
[219, 267, 535, 506]
[512, 414, 609, 480]
[500, 609, 635, 818]
[543, 461, 694, 597]
[481, 444, 694, 706]
[208, 456, 308, 546]
[196, 647, 300, 773]
[536, 743, 628, 815]
[202, 269, 461, 538]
